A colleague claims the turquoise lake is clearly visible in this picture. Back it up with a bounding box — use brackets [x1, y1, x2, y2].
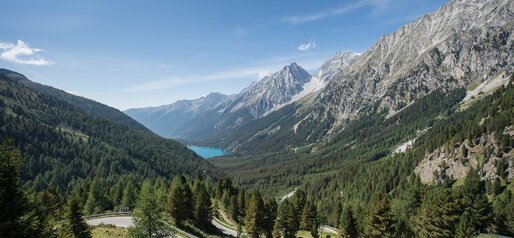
[188, 145, 226, 159]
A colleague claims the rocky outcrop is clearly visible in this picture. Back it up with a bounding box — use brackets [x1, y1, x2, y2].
[415, 127, 514, 184]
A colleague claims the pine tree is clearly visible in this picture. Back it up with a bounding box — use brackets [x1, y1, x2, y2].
[455, 212, 478, 238]
[263, 198, 278, 238]
[277, 200, 299, 238]
[340, 206, 359, 238]
[237, 189, 246, 219]
[59, 196, 91, 238]
[121, 181, 137, 211]
[129, 180, 171, 238]
[467, 193, 492, 231]
[193, 181, 212, 228]
[245, 192, 265, 238]
[83, 177, 106, 215]
[363, 193, 393, 238]
[0, 140, 53, 238]
[411, 188, 460, 238]
[299, 201, 318, 237]
[292, 190, 306, 223]
[229, 195, 240, 223]
[166, 176, 193, 226]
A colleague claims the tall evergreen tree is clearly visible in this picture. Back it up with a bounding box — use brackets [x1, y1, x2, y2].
[59, 196, 91, 238]
[129, 180, 171, 238]
[0, 140, 53, 238]
[292, 190, 307, 223]
[245, 192, 265, 238]
[121, 181, 137, 211]
[277, 200, 300, 238]
[83, 177, 106, 215]
[455, 212, 478, 238]
[412, 188, 460, 238]
[166, 176, 193, 226]
[193, 181, 212, 228]
[340, 206, 359, 238]
[263, 198, 278, 238]
[363, 193, 393, 238]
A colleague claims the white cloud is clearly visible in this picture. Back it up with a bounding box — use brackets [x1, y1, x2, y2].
[283, 0, 391, 24]
[0, 40, 54, 65]
[297, 40, 317, 51]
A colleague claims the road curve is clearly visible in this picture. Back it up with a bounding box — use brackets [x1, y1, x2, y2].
[212, 218, 237, 237]
[86, 216, 134, 227]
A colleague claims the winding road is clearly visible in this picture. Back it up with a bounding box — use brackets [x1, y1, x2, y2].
[86, 216, 133, 227]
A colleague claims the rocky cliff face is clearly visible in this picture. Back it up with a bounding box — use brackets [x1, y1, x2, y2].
[292, 52, 358, 102]
[415, 126, 514, 184]
[228, 63, 310, 117]
[303, 0, 514, 133]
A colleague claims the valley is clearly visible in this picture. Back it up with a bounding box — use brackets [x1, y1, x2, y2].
[1, 0, 513, 237]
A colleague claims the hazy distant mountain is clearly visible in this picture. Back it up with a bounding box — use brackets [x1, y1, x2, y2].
[125, 63, 312, 140]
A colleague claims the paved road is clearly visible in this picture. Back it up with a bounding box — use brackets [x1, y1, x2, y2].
[212, 218, 237, 237]
[320, 225, 338, 234]
[86, 216, 134, 227]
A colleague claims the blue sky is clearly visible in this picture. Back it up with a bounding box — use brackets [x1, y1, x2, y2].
[0, 0, 448, 110]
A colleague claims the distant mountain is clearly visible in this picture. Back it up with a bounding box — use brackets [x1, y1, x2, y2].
[291, 51, 358, 102]
[125, 63, 312, 141]
[125, 92, 233, 140]
[0, 69, 221, 191]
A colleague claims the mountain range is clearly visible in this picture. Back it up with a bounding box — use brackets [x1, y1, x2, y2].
[125, 52, 358, 143]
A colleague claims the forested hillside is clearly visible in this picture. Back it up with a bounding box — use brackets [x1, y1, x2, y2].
[0, 70, 221, 193]
[212, 76, 514, 233]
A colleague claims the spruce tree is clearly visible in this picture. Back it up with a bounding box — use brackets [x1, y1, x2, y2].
[59, 196, 91, 238]
[292, 190, 306, 224]
[455, 212, 478, 238]
[193, 181, 212, 228]
[0, 140, 53, 238]
[129, 180, 171, 238]
[263, 198, 278, 238]
[411, 188, 460, 238]
[121, 181, 137, 211]
[277, 200, 299, 238]
[340, 206, 359, 238]
[245, 192, 264, 238]
[467, 193, 492, 231]
[83, 177, 106, 215]
[363, 193, 393, 238]
[166, 176, 193, 226]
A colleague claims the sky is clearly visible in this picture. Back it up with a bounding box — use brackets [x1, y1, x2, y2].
[0, 0, 448, 110]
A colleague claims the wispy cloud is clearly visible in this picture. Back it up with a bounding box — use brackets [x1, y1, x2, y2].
[297, 40, 317, 51]
[283, 0, 391, 24]
[123, 67, 271, 93]
[123, 52, 335, 93]
[0, 40, 54, 65]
